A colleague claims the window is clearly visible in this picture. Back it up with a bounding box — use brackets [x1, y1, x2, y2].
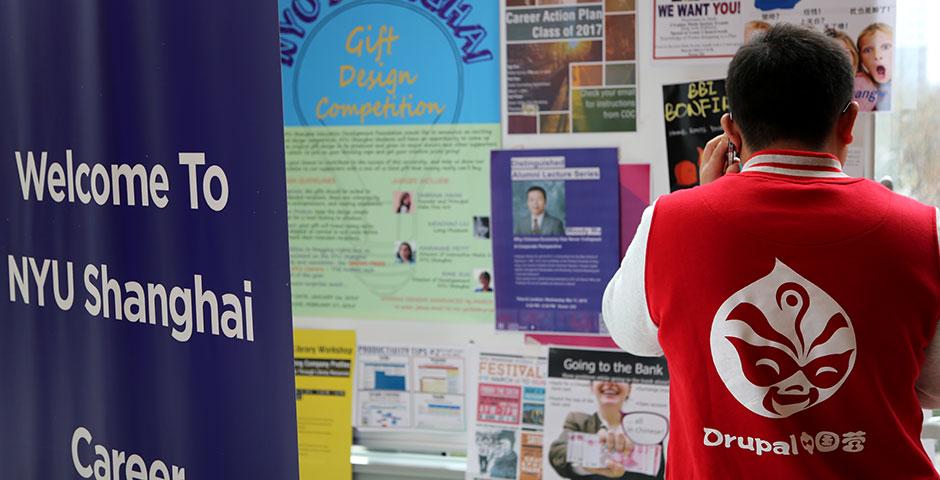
[873, 0, 940, 206]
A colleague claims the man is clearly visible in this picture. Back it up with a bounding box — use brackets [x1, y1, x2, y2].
[489, 431, 518, 479]
[516, 185, 565, 235]
[603, 25, 940, 478]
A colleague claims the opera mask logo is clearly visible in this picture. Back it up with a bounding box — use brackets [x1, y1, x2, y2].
[710, 259, 856, 418]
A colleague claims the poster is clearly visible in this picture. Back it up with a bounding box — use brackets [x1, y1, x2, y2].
[654, 0, 745, 60]
[356, 344, 468, 432]
[295, 330, 356, 479]
[662, 79, 728, 192]
[0, 2, 299, 478]
[843, 143, 867, 178]
[741, 0, 896, 112]
[618, 164, 650, 259]
[654, 0, 896, 112]
[491, 148, 621, 333]
[468, 351, 547, 480]
[505, 0, 638, 134]
[279, 0, 501, 322]
[543, 348, 669, 480]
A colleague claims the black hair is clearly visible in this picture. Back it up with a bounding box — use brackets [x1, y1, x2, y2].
[726, 24, 854, 150]
[397, 242, 413, 261]
[497, 431, 515, 445]
[479, 271, 491, 281]
[526, 186, 547, 200]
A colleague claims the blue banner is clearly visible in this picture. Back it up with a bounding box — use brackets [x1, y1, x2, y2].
[0, 2, 299, 478]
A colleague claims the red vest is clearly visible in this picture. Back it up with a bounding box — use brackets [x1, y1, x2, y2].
[646, 150, 940, 479]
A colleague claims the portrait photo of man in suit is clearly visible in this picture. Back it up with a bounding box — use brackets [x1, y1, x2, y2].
[514, 185, 565, 235]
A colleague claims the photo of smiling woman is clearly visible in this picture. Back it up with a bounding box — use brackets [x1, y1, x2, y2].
[395, 241, 416, 264]
[548, 381, 664, 480]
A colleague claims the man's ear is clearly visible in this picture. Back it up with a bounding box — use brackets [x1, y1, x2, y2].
[720, 113, 743, 152]
[837, 101, 859, 145]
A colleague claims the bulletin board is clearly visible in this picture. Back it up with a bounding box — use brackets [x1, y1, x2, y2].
[287, 0, 876, 456]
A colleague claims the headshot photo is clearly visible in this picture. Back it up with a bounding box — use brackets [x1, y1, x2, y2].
[473, 216, 490, 239]
[473, 269, 494, 293]
[856, 22, 893, 111]
[395, 241, 416, 264]
[393, 191, 413, 214]
[743, 20, 771, 44]
[825, 28, 859, 73]
[512, 182, 566, 236]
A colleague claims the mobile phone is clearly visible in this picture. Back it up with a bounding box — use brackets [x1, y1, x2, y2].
[725, 139, 737, 171]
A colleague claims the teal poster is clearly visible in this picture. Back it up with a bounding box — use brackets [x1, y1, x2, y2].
[281, 0, 498, 126]
[279, 0, 502, 322]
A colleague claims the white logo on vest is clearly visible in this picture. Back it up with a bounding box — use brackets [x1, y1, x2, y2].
[710, 259, 856, 418]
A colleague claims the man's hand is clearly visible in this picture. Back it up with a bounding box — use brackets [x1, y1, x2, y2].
[699, 133, 741, 185]
[583, 428, 634, 478]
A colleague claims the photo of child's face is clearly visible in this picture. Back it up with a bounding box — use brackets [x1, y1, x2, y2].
[744, 21, 771, 43]
[836, 37, 859, 73]
[859, 30, 893, 84]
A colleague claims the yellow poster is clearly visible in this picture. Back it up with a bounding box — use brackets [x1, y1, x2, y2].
[294, 329, 356, 480]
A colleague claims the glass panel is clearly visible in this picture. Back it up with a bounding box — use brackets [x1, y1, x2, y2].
[873, 0, 940, 206]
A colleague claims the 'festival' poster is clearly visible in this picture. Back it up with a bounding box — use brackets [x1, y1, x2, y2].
[505, 0, 639, 134]
[543, 348, 669, 480]
[491, 148, 621, 333]
[662, 79, 728, 192]
[467, 351, 547, 480]
[279, 0, 501, 322]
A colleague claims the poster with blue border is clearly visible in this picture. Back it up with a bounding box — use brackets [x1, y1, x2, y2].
[279, 0, 502, 323]
[491, 148, 620, 333]
[0, 2, 299, 478]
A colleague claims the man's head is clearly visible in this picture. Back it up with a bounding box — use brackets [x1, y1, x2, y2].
[724, 24, 857, 157]
[479, 271, 491, 288]
[526, 186, 547, 216]
[497, 431, 514, 453]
